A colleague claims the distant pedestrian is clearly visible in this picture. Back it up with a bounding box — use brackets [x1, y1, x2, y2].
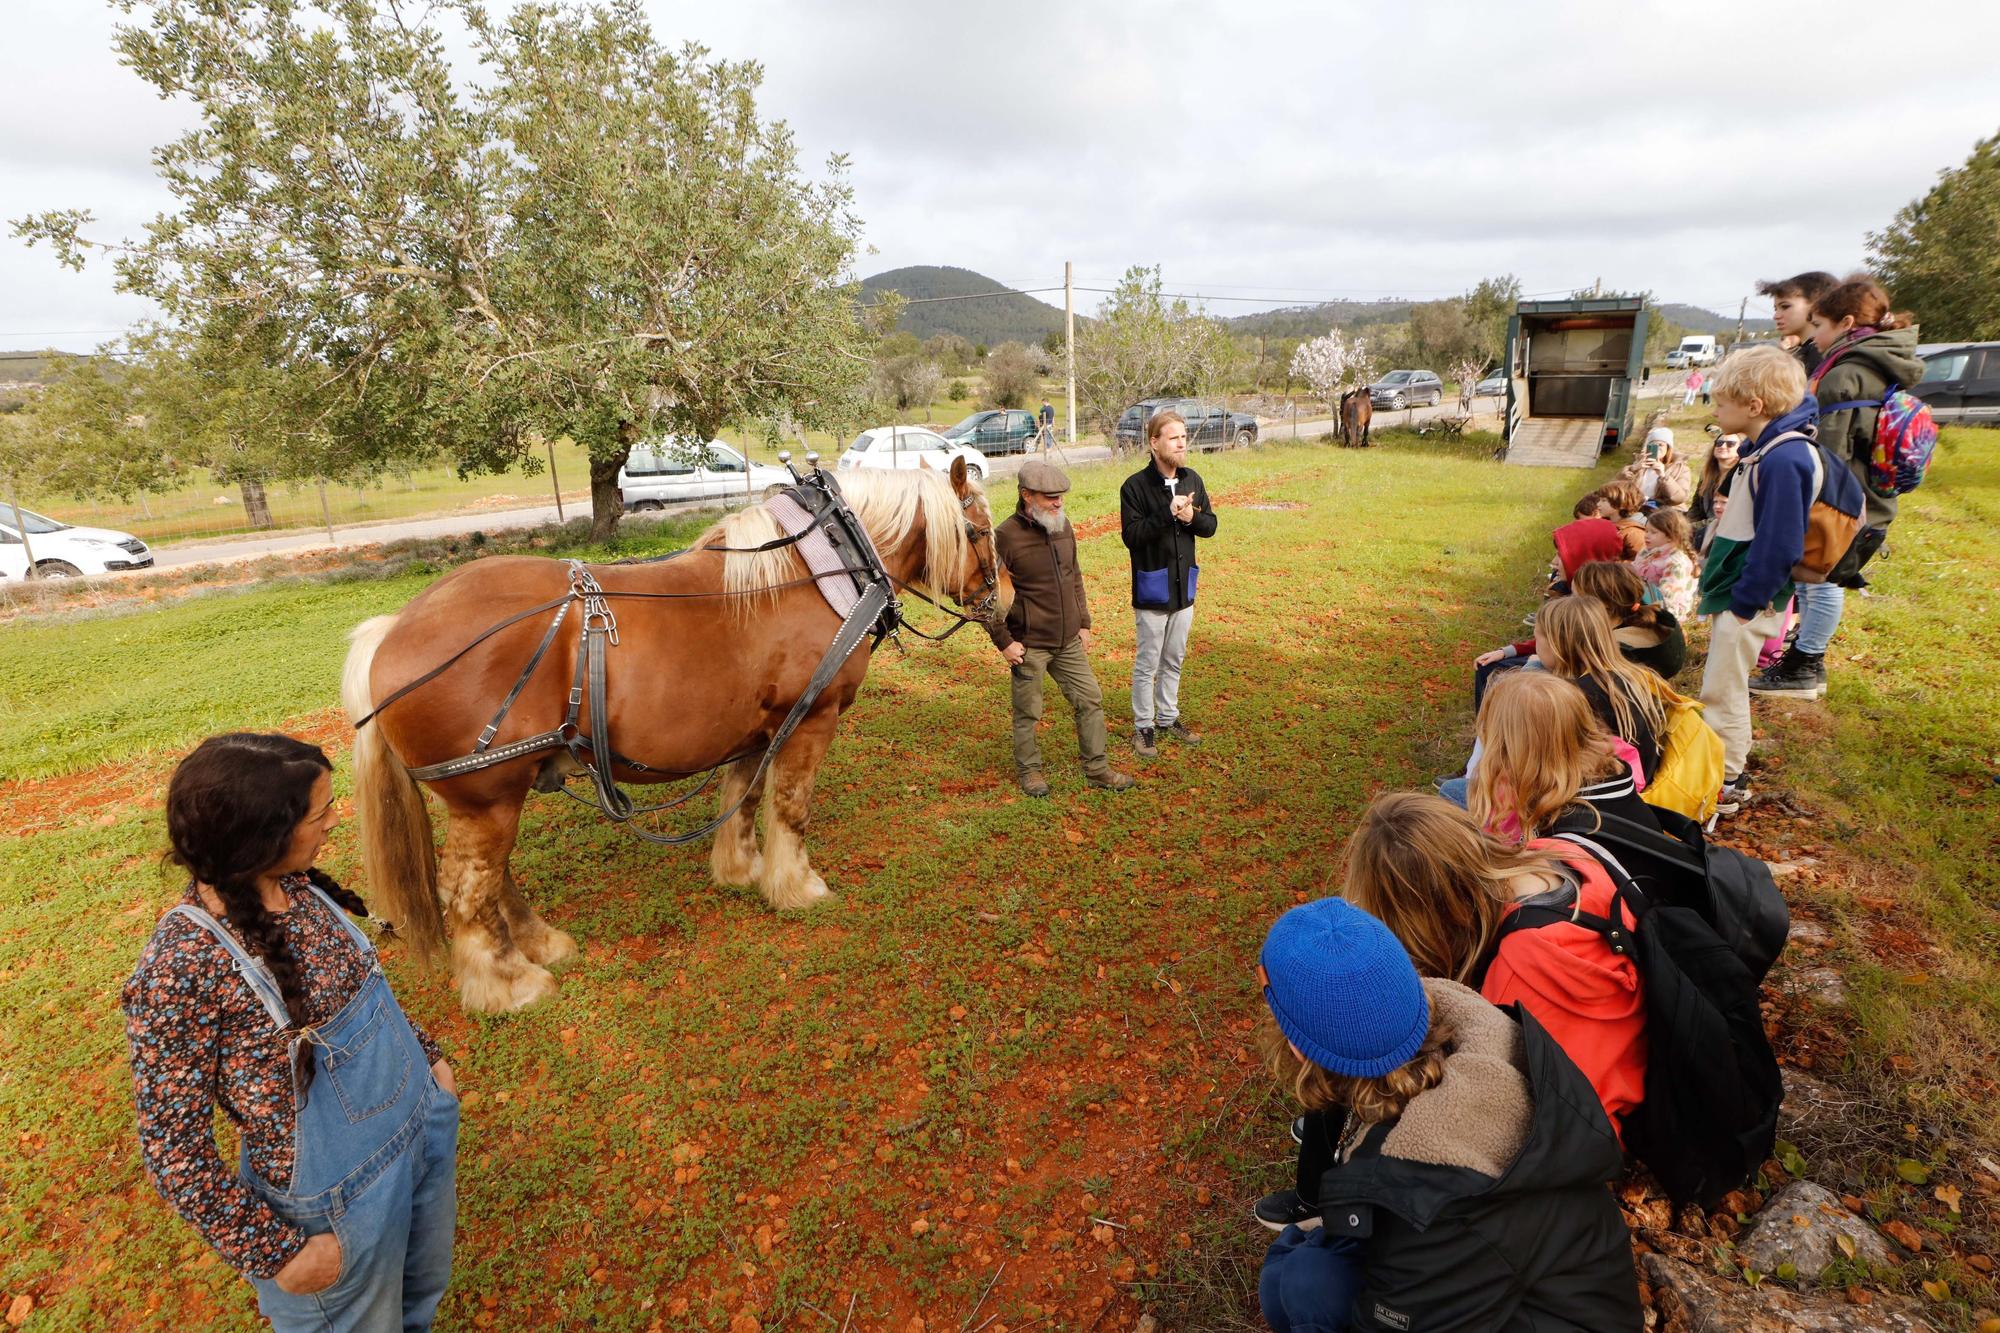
[1682, 370, 1703, 407]
[987, 461, 1134, 797]
[1120, 410, 1218, 757]
[1037, 399, 1056, 451]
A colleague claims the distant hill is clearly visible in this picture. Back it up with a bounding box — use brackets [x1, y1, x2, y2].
[859, 266, 1067, 345]
[1655, 304, 1776, 336]
[1224, 300, 1420, 337]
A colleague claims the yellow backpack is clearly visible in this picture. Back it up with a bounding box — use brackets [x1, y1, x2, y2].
[1641, 680, 1725, 823]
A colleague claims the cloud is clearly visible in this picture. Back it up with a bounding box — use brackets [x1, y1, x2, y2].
[5, 0, 1999, 350]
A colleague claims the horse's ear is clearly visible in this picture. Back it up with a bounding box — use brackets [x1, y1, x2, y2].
[949, 454, 969, 490]
[919, 455, 934, 471]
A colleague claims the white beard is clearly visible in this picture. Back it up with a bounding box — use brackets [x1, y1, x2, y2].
[1025, 505, 1071, 535]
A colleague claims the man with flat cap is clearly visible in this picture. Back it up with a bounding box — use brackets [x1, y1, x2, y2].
[988, 460, 1135, 798]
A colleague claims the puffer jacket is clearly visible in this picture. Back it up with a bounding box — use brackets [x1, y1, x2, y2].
[1612, 455, 1693, 509]
[1811, 325, 1924, 529]
[1311, 980, 1643, 1331]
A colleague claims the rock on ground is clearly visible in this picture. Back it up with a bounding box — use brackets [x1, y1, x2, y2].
[1645, 1254, 1936, 1332]
[1737, 1181, 1897, 1282]
[1789, 966, 1851, 1008]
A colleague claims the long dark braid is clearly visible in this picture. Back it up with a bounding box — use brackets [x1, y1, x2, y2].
[164, 733, 371, 1096]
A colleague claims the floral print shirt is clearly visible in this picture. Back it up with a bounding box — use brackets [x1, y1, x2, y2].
[121, 875, 444, 1278]
[1633, 547, 1698, 622]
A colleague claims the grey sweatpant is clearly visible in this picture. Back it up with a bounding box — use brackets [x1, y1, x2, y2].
[1132, 606, 1194, 728]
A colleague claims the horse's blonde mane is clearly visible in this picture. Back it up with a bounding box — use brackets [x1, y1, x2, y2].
[703, 466, 976, 610]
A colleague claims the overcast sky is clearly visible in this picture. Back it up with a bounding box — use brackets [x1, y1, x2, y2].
[7, 0, 2000, 353]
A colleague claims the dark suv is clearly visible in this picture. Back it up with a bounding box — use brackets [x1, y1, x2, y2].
[1911, 342, 2000, 426]
[1367, 370, 1444, 409]
[1114, 398, 1258, 452]
[942, 409, 1042, 456]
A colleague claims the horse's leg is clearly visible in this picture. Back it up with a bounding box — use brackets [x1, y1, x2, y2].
[757, 707, 840, 911]
[496, 868, 579, 968]
[710, 753, 768, 887]
[437, 798, 558, 1012]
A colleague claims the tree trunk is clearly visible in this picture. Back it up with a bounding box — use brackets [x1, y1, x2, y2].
[240, 478, 274, 530]
[587, 433, 635, 542]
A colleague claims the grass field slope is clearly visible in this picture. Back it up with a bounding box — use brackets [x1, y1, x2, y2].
[1, 427, 1994, 1329]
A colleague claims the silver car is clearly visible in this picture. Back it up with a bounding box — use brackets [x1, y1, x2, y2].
[1368, 370, 1444, 409]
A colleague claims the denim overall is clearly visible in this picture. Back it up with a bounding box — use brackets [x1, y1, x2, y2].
[171, 886, 458, 1332]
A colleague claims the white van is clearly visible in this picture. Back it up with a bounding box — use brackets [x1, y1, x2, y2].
[0, 503, 153, 579]
[1664, 335, 1718, 368]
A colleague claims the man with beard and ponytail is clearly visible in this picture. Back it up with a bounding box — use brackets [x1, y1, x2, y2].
[988, 460, 1135, 797]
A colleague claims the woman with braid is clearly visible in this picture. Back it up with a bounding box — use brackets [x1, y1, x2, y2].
[122, 733, 460, 1331]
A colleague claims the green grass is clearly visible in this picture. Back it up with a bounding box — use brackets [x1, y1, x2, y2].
[3, 426, 1994, 1328]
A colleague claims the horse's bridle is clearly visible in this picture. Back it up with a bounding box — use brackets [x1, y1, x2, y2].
[958, 492, 1002, 622]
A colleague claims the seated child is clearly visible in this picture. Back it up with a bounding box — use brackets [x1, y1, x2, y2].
[1632, 509, 1699, 620]
[1571, 561, 1687, 681]
[1470, 670, 1663, 844]
[1597, 480, 1649, 558]
[1255, 896, 1643, 1333]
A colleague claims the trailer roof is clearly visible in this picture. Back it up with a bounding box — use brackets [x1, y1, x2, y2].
[1516, 297, 1646, 315]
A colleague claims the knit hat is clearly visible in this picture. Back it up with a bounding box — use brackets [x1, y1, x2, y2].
[1258, 899, 1431, 1079]
[1645, 425, 1674, 447]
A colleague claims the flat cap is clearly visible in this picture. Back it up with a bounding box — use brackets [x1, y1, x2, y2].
[1016, 459, 1070, 494]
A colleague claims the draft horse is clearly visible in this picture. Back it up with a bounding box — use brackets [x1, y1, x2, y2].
[1338, 387, 1373, 447]
[340, 457, 1007, 1012]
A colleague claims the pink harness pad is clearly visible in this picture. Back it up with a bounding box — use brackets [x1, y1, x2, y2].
[764, 490, 882, 620]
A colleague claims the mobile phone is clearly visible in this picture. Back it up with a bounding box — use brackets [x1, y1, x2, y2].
[1645, 442, 1659, 460]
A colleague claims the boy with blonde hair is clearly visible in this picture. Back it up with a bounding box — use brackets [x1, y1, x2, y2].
[1695, 346, 1817, 813]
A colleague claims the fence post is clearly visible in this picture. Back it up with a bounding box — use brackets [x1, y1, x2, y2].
[7, 476, 37, 572]
[316, 479, 336, 544]
[546, 438, 565, 523]
[1064, 260, 1077, 449]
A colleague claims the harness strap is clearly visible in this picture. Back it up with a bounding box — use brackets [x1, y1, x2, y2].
[475, 596, 573, 752]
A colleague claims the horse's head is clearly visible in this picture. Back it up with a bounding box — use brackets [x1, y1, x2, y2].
[942, 455, 1009, 622]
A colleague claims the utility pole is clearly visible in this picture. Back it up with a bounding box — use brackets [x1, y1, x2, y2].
[1064, 261, 1077, 448]
[1735, 296, 1748, 347]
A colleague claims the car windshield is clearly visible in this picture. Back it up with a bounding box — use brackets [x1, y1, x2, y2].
[1380, 372, 1412, 384]
[944, 415, 987, 437]
[0, 504, 70, 534]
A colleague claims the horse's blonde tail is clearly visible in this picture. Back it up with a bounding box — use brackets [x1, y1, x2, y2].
[342, 615, 445, 963]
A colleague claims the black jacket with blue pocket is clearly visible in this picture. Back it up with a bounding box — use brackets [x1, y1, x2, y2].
[1119, 461, 1217, 612]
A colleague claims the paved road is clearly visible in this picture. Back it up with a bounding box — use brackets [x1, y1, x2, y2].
[136, 403, 1489, 575]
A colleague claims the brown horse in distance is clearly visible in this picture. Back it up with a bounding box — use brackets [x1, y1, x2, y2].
[1339, 388, 1373, 447]
[341, 458, 1007, 1012]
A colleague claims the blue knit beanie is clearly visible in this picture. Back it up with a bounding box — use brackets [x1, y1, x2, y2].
[1259, 899, 1431, 1079]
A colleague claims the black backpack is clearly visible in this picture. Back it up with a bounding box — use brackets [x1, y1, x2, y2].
[1495, 832, 1784, 1209]
[1549, 806, 1789, 982]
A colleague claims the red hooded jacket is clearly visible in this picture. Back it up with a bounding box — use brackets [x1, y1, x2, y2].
[1510, 519, 1627, 656]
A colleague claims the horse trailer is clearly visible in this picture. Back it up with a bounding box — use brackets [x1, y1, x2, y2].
[1501, 297, 1650, 468]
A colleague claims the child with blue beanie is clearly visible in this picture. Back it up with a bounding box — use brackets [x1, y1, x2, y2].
[1255, 898, 1642, 1332]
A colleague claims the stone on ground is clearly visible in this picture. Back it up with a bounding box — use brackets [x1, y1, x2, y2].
[1646, 1254, 1935, 1332]
[1737, 1181, 1897, 1282]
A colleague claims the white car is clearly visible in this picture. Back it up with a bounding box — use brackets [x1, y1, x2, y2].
[618, 440, 792, 511]
[0, 502, 152, 579]
[835, 427, 987, 479]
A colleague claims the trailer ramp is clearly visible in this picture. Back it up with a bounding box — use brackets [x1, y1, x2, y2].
[1505, 418, 1603, 468]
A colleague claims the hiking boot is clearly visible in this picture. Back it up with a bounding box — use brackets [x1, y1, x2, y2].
[1714, 778, 1752, 816]
[1253, 1189, 1323, 1233]
[1018, 771, 1051, 799]
[1159, 720, 1203, 746]
[1131, 727, 1158, 758]
[1750, 647, 1827, 700]
[1086, 769, 1135, 792]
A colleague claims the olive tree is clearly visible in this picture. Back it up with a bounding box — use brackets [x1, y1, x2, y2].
[1073, 266, 1232, 435]
[1870, 131, 2000, 341]
[15, 0, 873, 538]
